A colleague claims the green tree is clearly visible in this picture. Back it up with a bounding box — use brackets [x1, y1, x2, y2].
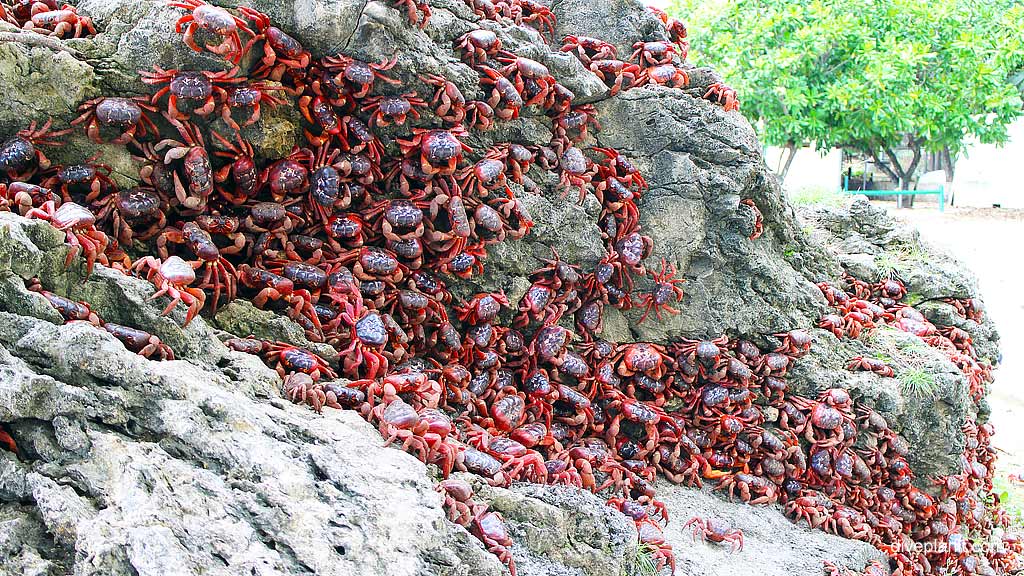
[671, 0, 1024, 192]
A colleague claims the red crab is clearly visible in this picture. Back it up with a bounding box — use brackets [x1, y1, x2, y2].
[72, 97, 159, 145]
[1, 120, 70, 180]
[26, 201, 109, 275]
[322, 54, 399, 98]
[683, 516, 744, 553]
[156, 115, 215, 210]
[630, 41, 677, 67]
[141, 66, 244, 120]
[219, 83, 287, 130]
[361, 92, 428, 127]
[496, 52, 556, 107]
[27, 280, 102, 325]
[167, 0, 252, 63]
[704, 82, 740, 112]
[398, 127, 472, 176]
[22, 3, 95, 38]
[387, 0, 431, 28]
[477, 66, 525, 120]
[104, 323, 175, 360]
[560, 35, 617, 66]
[133, 255, 207, 326]
[588, 59, 641, 95]
[421, 74, 468, 125]
[636, 258, 684, 323]
[239, 7, 311, 81]
[260, 341, 337, 380]
[90, 186, 167, 245]
[157, 222, 238, 311]
[635, 63, 688, 88]
[846, 356, 895, 378]
[557, 146, 598, 203]
[740, 198, 763, 239]
[455, 29, 501, 66]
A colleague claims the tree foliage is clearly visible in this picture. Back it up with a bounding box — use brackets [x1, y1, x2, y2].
[670, 0, 1024, 186]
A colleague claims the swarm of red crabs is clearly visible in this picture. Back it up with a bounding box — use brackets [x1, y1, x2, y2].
[0, 1, 1016, 575]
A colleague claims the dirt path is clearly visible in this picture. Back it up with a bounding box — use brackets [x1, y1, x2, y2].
[887, 206, 1024, 476]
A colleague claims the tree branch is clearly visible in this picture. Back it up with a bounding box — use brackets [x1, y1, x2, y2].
[867, 147, 902, 185]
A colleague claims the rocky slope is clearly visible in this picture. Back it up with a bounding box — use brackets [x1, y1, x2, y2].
[0, 0, 1003, 574]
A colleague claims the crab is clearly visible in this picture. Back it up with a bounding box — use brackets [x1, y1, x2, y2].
[587, 59, 641, 95]
[334, 293, 393, 380]
[455, 29, 501, 65]
[156, 115, 215, 211]
[321, 54, 399, 98]
[420, 74, 468, 125]
[238, 265, 323, 338]
[467, 428, 547, 482]
[630, 41, 676, 67]
[167, 0, 252, 63]
[104, 323, 175, 360]
[557, 146, 598, 203]
[477, 66, 525, 120]
[27, 280, 102, 325]
[219, 82, 287, 130]
[717, 473, 778, 505]
[133, 255, 207, 326]
[0, 120, 69, 180]
[238, 7, 311, 81]
[157, 222, 238, 311]
[26, 201, 109, 275]
[141, 66, 244, 120]
[361, 92, 428, 127]
[553, 105, 601, 145]
[496, 52, 556, 107]
[260, 147, 311, 202]
[22, 3, 96, 38]
[635, 258, 684, 323]
[704, 82, 740, 111]
[602, 390, 673, 456]
[471, 511, 517, 576]
[635, 63, 688, 88]
[502, 0, 555, 39]
[775, 328, 812, 357]
[398, 127, 472, 177]
[41, 159, 117, 204]
[71, 96, 159, 145]
[386, 0, 431, 28]
[560, 35, 617, 66]
[683, 516, 744, 553]
[209, 129, 262, 204]
[846, 356, 895, 377]
[455, 291, 509, 326]
[260, 341, 337, 380]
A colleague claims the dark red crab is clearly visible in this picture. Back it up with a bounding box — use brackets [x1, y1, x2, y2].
[239, 7, 311, 81]
[72, 97, 159, 145]
[398, 127, 472, 177]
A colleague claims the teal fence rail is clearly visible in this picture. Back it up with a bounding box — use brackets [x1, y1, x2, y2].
[841, 175, 945, 212]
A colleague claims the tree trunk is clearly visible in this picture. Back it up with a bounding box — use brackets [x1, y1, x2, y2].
[881, 142, 922, 208]
[777, 141, 797, 183]
[941, 146, 955, 207]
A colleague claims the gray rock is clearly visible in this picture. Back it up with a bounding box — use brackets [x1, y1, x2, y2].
[658, 483, 886, 576]
[0, 40, 99, 137]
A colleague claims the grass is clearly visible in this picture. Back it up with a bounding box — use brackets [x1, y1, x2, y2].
[898, 368, 939, 399]
[992, 475, 1024, 529]
[624, 543, 660, 576]
[788, 185, 847, 207]
[873, 243, 927, 282]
